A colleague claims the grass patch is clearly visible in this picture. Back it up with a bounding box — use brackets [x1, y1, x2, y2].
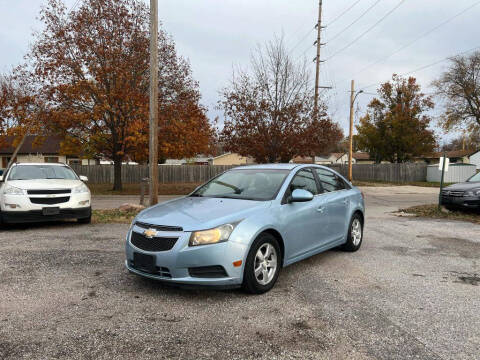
[399, 204, 480, 224]
[92, 209, 142, 224]
[89, 182, 202, 196]
[353, 180, 453, 188]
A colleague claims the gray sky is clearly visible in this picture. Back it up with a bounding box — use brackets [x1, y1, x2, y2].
[1, 0, 480, 144]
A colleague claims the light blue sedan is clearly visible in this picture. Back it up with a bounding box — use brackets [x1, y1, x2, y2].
[125, 164, 365, 294]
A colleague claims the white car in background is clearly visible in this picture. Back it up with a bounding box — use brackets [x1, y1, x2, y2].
[0, 163, 91, 224]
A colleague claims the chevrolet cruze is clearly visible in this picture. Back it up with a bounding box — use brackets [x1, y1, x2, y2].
[0, 163, 91, 224]
[125, 164, 365, 294]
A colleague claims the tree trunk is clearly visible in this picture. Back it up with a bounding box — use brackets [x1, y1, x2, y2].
[113, 158, 122, 191]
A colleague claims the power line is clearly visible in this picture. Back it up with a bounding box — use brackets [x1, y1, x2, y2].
[327, 0, 382, 43]
[326, 0, 364, 27]
[326, 0, 406, 61]
[69, 0, 81, 13]
[352, 1, 480, 78]
[288, 27, 316, 55]
[359, 44, 480, 91]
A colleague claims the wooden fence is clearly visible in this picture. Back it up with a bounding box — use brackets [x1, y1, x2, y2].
[71, 163, 428, 184]
[327, 163, 427, 182]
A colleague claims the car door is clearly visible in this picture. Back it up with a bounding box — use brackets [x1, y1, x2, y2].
[313, 168, 350, 243]
[279, 168, 329, 260]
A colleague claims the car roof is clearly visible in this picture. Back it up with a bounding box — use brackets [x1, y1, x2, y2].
[234, 163, 300, 170]
[12, 162, 67, 166]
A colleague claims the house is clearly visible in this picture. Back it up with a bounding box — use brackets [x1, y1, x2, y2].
[417, 150, 475, 165]
[291, 152, 372, 165]
[0, 135, 98, 168]
[468, 149, 480, 170]
[209, 153, 255, 166]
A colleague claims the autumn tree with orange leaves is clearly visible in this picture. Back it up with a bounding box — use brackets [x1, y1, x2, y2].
[219, 37, 343, 163]
[29, 0, 213, 190]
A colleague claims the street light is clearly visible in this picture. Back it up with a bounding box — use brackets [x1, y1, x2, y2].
[348, 80, 363, 182]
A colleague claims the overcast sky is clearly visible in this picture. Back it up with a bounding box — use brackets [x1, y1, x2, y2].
[1, 0, 480, 144]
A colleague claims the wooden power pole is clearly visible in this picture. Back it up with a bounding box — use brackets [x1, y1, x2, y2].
[348, 80, 355, 182]
[149, 0, 159, 206]
[313, 0, 325, 115]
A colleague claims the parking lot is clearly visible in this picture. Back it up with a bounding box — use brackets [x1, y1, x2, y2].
[1, 186, 479, 359]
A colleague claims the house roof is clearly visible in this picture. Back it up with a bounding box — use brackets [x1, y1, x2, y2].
[352, 152, 370, 160]
[0, 135, 63, 155]
[424, 150, 475, 159]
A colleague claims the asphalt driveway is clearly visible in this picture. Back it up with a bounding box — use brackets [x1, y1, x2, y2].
[1, 186, 479, 359]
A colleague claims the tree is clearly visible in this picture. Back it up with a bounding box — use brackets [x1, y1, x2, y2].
[433, 52, 480, 134]
[356, 75, 436, 163]
[219, 37, 342, 163]
[441, 129, 480, 151]
[29, 0, 213, 190]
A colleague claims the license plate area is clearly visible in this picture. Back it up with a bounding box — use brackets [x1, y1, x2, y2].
[42, 207, 60, 216]
[133, 252, 156, 273]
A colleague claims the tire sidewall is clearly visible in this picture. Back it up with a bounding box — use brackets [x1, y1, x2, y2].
[344, 213, 363, 251]
[243, 233, 281, 294]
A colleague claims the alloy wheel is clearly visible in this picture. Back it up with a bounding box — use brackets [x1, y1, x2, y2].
[351, 218, 362, 246]
[254, 243, 278, 285]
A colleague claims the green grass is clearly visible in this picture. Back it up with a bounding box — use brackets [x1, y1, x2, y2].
[352, 180, 453, 188]
[92, 209, 142, 224]
[399, 204, 480, 224]
[89, 182, 202, 196]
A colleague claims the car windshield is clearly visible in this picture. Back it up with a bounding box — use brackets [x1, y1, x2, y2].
[8, 165, 78, 180]
[468, 172, 480, 182]
[191, 169, 290, 201]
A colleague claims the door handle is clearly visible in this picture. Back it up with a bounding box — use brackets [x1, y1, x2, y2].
[316, 206, 325, 213]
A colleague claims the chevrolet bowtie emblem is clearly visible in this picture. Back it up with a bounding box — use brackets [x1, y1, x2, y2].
[143, 229, 157, 238]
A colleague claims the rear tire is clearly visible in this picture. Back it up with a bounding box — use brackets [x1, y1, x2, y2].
[242, 233, 281, 294]
[341, 213, 363, 252]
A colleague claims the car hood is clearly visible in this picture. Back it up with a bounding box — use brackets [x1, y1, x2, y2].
[444, 182, 480, 191]
[6, 179, 83, 190]
[137, 196, 271, 231]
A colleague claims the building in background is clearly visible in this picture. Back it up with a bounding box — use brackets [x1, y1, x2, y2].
[0, 135, 98, 168]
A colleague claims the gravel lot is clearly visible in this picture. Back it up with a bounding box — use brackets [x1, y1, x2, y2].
[1, 187, 479, 359]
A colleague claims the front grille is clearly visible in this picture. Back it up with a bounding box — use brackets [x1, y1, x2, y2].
[129, 260, 172, 278]
[135, 221, 183, 232]
[188, 265, 228, 278]
[27, 189, 71, 195]
[130, 231, 178, 252]
[442, 190, 464, 197]
[30, 196, 70, 205]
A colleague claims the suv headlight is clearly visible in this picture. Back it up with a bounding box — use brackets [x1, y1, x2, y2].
[189, 223, 239, 246]
[3, 185, 25, 195]
[464, 188, 480, 197]
[72, 183, 90, 194]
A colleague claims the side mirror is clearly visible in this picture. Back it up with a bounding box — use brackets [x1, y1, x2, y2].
[79, 175, 88, 182]
[290, 189, 314, 203]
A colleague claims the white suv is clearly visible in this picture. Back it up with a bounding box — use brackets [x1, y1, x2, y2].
[0, 163, 91, 224]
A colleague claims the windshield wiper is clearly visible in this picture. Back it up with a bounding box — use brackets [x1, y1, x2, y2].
[213, 195, 259, 201]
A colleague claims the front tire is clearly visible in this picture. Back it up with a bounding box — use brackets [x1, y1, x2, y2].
[242, 233, 281, 294]
[341, 213, 363, 252]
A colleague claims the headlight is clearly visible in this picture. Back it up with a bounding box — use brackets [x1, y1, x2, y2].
[72, 183, 90, 194]
[189, 223, 238, 246]
[464, 188, 480, 197]
[3, 185, 25, 195]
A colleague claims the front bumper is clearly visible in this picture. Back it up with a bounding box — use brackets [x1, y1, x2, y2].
[1, 207, 91, 223]
[441, 195, 480, 209]
[125, 225, 248, 286]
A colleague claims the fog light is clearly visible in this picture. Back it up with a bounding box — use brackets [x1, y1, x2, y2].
[79, 200, 89, 206]
[5, 203, 20, 209]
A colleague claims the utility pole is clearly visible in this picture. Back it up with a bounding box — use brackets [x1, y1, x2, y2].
[348, 80, 355, 182]
[148, 0, 159, 206]
[348, 80, 363, 182]
[313, 0, 328, 115]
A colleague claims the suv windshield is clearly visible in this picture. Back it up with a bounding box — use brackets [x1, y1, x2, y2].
[8, 165, 79, 180]
[191, 169, 289, 201]
[468, 172, 480, 182]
